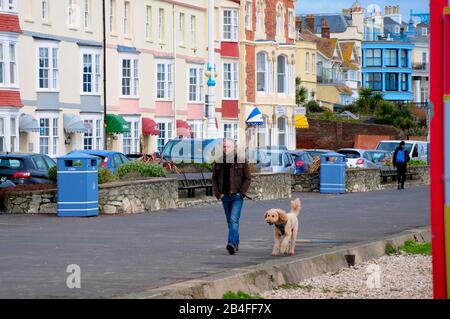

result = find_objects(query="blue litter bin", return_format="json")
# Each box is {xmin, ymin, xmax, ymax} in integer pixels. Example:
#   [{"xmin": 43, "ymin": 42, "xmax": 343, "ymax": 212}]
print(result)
[
  {"xmin": 320, "ymin": 152, "xmax": 346, "ymax": 194},
  {"xmin": 57, "ymin": 152, "xmax": 99, "ymax": 217}
]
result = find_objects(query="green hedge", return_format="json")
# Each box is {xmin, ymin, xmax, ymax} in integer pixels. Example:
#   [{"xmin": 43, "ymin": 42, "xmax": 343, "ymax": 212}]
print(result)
[
  {"xmin": 116, "ymin": 161, "xmax": 166, "ymax": 179},
  {"xmin": 48, "ymin": 166, "xmax": 118, "ymax": 185},
  {"xmin": 48, "ymin": 165, "xmax": 57, "ymax": 183}
]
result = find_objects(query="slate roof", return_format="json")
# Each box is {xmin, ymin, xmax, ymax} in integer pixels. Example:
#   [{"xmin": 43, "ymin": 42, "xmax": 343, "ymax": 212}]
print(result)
[{"xmin": 300, "ymin": 14, "xmax": 350, "ymax": 34}]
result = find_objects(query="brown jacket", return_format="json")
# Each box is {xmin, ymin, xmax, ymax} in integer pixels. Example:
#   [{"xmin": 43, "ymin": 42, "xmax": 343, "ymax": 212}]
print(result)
[{"xmin": 212, "ymin": 161, "xmax": 251, "ymax": 199}]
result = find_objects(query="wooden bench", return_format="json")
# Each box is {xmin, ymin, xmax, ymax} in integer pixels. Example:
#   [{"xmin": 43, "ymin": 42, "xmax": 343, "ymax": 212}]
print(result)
[
  {"xmin": 169, "ymin": 172, "xmax": 213, "ymax": 198},
  {"xmin": 380, "ymin": 168, "xmax": 418, "ymax": 183}
]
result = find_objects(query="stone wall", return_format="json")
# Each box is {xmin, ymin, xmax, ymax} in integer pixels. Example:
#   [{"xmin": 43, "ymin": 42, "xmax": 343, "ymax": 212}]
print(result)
[
  {"xmin": 291, "ymin": 172, "xmax": 320, "ymax": 192},
  {"xmin": 345, "ymin": 169, "xmax": 381, "ymax": 193},
  {"xmin": 247, "ymin": 173, "xmax": 292, "ymax": 200},
  {"xmin": 3, "ymin": 178, "xmax": 178, "ymax": 215},
  {"xmin": 296, "ymin": 119, "xmax": 405, "ymax": 150}
]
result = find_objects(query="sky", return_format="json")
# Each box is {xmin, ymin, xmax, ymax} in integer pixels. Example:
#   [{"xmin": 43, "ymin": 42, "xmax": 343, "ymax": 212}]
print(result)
[{"xmin": 296, "ymin": 0, "xmax": 429, "ymax": 18}]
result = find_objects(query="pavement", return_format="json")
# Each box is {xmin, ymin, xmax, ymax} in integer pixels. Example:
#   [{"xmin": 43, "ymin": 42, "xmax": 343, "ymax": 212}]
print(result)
[{"xmin": 0, "ymin": 186, "xmax": 430, "ymax": 298}]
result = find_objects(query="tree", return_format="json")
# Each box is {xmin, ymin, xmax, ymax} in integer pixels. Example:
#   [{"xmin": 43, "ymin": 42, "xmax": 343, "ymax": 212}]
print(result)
[{"xmin": 295, "ymin": 77, "xmax": 307, "ymax": 106}]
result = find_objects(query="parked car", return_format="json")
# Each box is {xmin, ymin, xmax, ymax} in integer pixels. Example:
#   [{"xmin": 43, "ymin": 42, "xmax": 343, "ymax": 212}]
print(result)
[
  {"xmin": 248, "ymin": 149, "xmax": 272, "ymax": 172},
  {"xmin": 287, "ymin": 150, "xmax": 314, "ymax": 174},
  {"xmin": 259, "ymin": 146, "xmax": 295, "ymax": 174},
  {"xmin": 69, "ymin": 150, "xmax": 130, "ymax": 173},
  {"xmin": 125, "ymin": 153, "xmax": 156, "ymax": 161},
  {"xmin": 337, "ymin": 148, "xmax": 379, "ymax": 168},
  {"xmin": 376, "ymin": 140, "xmax": 429, "ymax": 163},
  {"xmin": 361, "ymin": 150, "xmax": 391, "ymax": 168},
  {"xmin": 161, "ymin": 138, "xmax": 222, "ymax": 164},
  {"xmin": 0, "ymin": 153, "xmax": 56, "ymax": 185},
  {"xmin": 304, "ymin": 149, "xmax": 334, "ymax": 159}
]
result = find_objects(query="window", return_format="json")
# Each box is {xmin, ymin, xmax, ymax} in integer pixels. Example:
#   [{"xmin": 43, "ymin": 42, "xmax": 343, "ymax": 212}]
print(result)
[
  {"xmin": 257, "ymin": 115, "xmax": 268, "ymax": 147},
  {"xmin": 145, "ymin": 6, "xmax": 152, "ymax": 40},
  {"xmin": 312, "ymin": 54, "xmax": 316, "ymax": 74},
  {"xmin": 400, "ymin": 49, "xmax": 408, "ymax": 68},
  {"xmin": 179, "ymin": 12, "xmax": 185, "ymax": 45},
  {"xmin": 81, "ymin": 50, "xmax": 101, "ymax": 94},
  {"xmin": 123, "ymin": 119, "xmax": 139, "ymax": 154},
  {"xmin": 39, "ymin": 116, "xmax": 58, "ymax": 156},
  {"xmin": 188, "ymin": 121, "xmax": 203, "ymax": 139},
  {"xmin": 223, "ymin": 123, "xmax": 238, "ymax": 142},
  {"xmin": 257, "ymin": 52, "xmax": 266, "ymax": 92},
  {"xmin": 83, "ymin": 0, "xmax": 91, "ymax": 28},
  {"xmin": 188, "ymin": 65, "xmax": 204, "ymax": 102},
  {"xmin": 0, "ymin": 118, "xmax": 3, "ymax": 152},
  {"xmin": 276, "ymin": 4, "xmax": 284, "ymax": 37},
  {"xmin": 0, "ymin": 0, "xmax": 16, "ymax": 12},
  {"xmin": 385, "ymin": 73, "xmax": 398, "ymax": 91},
  {"xmin": 82, "ymin": 118, "xmax": 102, "ymax": 150},
  {"xmin": 10, "ymin": 117, "xmax": 16, "ymax": 152},
  {"xmin": 384, "ymin": 49, "xmax": 398, "ymax": 67},
  {"xmin": 121, "ymin": 58, "xmax": 138, "ymax": 96},
  {"xmin": 109, "ymin": 0, "xmax": 116, "ymax": 33},
  {"xmin": 422, "ymin": 27, "xmax": 428, "ymax": 36},
  {"xmin": 267, "ymin": 58, "xmax": 274, "ymax": 93},
  {"xmin": 305, "ymin": 53, "xmax": 309, "ymax": 73},
  {"xmin": 38, "ymin": 44, "xmax": 59, "ymax": 90},
  {"xmin": 190, "ymin": 15, "xmax": 197, "ymax": 48},
  {"xmin": 256, "ymin": 0, "xmax": 265, "ymax": 35},
  {"xmin": 223, "ymin": 62, "xmax": 238, "ymax": 99},
  {"xmin": 41, "ymin": 0, "xmax": 49, "ymax": 21},
  {"xmin": 223, "ymin": 9, "xmax": 238, "ymax": 41},
  {"xmin": 365, "ymin": 73, "xmax": 382, "ymax": 91},
  {"xmin": 287, "ymin": 63, "xmax": 294, "ymax": 96},
  {"xmin": 158, "ymin": 8, "xmax": 165, "ymax": 43},
  {"xmin": 245, "ymin": 1, "xmax": 252, "ymax": 30},
  {"xmin": 124, "ymin": 1, "xmax": 130, "ymax": 36},
  {"xmin": 288, "ymin": 11, "xmax": 294, "ymax": 37},
  {"xmin": 156, "ymin": 61, "xmax": 173, "ymax": 99},
  {"xmin": 401, "ymin": 74, "xmax": 408, "ymax": 92},
  {"xmin": 157, "ymin": 120, "xmax": 173, "ymax": 153},
  {"xmin": 277, "ymin": 117, "xmax": 286, "ymax": 147},
  {"xmin": 0, "ymin": 39, "xmax": 18, "ymax": 87},
  {"xmin": 365, "ymin": 49, "xmax": 382, "ymax": 67},
  {"xmin": 68, "ymin": 0, "xmax": 77, "ymax": 27},
  {"xmin": 277, "ymin": 55, "xmax": 286, "ymax": 93}
]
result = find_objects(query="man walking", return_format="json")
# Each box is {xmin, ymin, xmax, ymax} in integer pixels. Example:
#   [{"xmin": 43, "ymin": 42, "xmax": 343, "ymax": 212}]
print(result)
[
  {"xmin": 393, "ymin": 141, "xmax": 410, "ymax": 190},
  {"xmin": 212, "ymin": 139, "xmax": 251, "ymax": 255}
]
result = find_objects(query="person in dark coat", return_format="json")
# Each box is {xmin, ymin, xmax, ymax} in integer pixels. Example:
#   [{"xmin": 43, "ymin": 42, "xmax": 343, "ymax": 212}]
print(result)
[
  {"xmin": 393, "ymin": 141, "xmax": 410, "ymax": 190},
  {"xmin": 212, "ymin": 139, "xmax": 252, "ymax": 255}
]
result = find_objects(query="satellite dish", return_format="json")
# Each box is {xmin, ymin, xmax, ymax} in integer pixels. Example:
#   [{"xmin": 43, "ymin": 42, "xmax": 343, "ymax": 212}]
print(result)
[{"xmin": 366, "ymin": 4, "xmax": 381, "ymax": 17}]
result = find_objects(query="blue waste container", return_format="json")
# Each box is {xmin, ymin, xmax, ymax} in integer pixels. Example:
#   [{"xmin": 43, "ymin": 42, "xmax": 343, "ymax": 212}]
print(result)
[
  {"xmin": 320, "ymin": 152, "xmax": 346, "ymax": 194},
  {"xmin": 57, "ymin": 152, "xmax": 99, "ymax": 217}
]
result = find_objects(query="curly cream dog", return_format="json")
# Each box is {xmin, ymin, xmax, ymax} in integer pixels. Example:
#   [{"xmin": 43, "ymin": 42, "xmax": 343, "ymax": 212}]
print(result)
[{"xmin": 264, "ymin": 198, "xmax": 301, "ymax": 256}]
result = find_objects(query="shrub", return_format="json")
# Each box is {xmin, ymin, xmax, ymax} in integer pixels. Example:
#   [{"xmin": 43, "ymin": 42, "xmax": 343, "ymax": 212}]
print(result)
[
  {"xmin": 48, "ymin": 165, "xmax": 57, "ymax": 183},
  {"xmin": 117, "ymin": 161, "xmax": 166, "ymax": 179},
  {"xmin": 409, "ymin": 160, "xmax": 428, "ymax": 167},
  {"xmin": 399, "ymin": 240, "xmax": 431, "ymax": 255},
  {"xmin": 98, "ymin": 168, "xmax": 118, "ymax": 184},
  {"xmin": 306, "ymin": 100, "xmax": 324, "ymax": 113},
  {"xmin": 222, "ymin": 290, "xmax": 262, "ymax": 299},
  {"xmin": 321, "ymin": 109, "xmax": 334, "ymax": 120}
]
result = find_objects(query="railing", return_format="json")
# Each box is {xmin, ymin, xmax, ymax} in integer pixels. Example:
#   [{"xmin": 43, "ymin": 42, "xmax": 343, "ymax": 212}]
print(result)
[
  {"xmin": 316, "ymin": 67, "xmax": 344, "ymax": 84},
  {"xmin": 412, "ymin": 63, "xmax": 429, "ymax": 71}
]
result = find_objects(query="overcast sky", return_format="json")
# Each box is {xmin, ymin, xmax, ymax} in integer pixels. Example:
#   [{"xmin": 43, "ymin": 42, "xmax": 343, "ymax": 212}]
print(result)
[{"xmin": 296, "ymin": 0, "xmax": 429, "ymax": 18}]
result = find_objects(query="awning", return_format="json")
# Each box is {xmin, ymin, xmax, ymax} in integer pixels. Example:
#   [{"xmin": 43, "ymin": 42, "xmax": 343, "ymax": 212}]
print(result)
[
  {"xmin": 295, "ymin": 115, "xmax": 309, "ymax": 129},
  {"xmin": 246, "ymin": 107, "xmax": 263, "ymax": 125},
  {"xmin": 19, "ymin": 113, "xmax": 40, "ymax": 133},
  {"xmin": 63, "ymin": 113, "xmax": 89, "ymax": 134},
  {"xmin": 106, "ymin": 114, "xmax": 131, "ymax": 134},
  {"xmin": 176, "ymin": 120, "xmax": 192, "ymax": 138},
  {"xmin": 142, "ymin": 118, "xmax": 160, "ymax": 136}
]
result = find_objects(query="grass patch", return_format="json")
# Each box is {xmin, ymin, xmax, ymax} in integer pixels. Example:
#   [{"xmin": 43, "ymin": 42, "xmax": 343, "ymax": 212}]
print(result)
[
  {"xmin": 385, "ymin": 242, "xmax": 398, "ymax": 256},
  {"xmin": 276, "ymin": 283, "xmax": 314, "ymax": 291},
  {"xmin": 222, "ymin": 291, "xmax": 262, "ymax": 299},
  {"xmin": 399, "ymin": 240, "xmax": 431, "ymax": 255}
]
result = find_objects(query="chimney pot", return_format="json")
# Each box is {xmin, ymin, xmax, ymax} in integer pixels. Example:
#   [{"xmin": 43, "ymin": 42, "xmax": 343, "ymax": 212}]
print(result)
[{"xmin": 306, "ymin": 15, "xmax": 316, "ymax": 33}]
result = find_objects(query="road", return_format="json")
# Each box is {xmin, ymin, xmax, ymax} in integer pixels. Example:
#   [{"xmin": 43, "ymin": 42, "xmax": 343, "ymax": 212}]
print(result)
[{"xmin": 0, "ymin": 186, "xmax": 429, "ymax": 298}]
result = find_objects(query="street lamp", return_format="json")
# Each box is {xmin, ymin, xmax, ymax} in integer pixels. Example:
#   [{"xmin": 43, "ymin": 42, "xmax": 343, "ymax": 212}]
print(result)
[{"xmin": 206, "ymin": 0, "xmax": 218, "ymax": 138}]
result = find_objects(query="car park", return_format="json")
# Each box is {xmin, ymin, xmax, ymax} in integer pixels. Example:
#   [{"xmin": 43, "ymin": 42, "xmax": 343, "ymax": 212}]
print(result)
[
  {"xmin": 0, "ymin": 153, "xmax": 56, "ymax": 185},
  {"xmin": 304, "ymin": 149, "xmax": 334, "ymax": 159},
  {"xmin": 287, "ymin": 150, "xmax": 314, "ymax": 174}
]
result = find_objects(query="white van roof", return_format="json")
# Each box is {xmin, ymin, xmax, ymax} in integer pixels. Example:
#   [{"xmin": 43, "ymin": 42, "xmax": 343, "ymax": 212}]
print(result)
[{"xmin": 378, "ymin": 140, "xmax": 429, "ymax": 144}]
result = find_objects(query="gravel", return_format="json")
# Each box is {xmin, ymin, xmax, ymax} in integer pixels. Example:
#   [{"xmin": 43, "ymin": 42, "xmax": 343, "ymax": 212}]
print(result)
[{"xmin": 262, "ymin": 254, "xmax": 432, "ymax": 299}]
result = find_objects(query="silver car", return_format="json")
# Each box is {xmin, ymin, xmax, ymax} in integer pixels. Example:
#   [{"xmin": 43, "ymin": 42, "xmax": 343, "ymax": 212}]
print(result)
[
  {"xmin": 337, "ymin": 148, "xmax": 382, "ymax": 169},
  {"xmin": 258, "ymin": 147, "xmax": 296, "ymax": 174}
]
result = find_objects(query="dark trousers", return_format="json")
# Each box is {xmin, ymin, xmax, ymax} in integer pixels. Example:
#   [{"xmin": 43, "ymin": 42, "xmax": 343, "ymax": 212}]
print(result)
[
  {"xmin": 221, "ymin": 194, "xmax": 244, "ymax": 247},
  {"xmin": 396, "ymin": 163, "xmax": 407, "ymax": 188}
]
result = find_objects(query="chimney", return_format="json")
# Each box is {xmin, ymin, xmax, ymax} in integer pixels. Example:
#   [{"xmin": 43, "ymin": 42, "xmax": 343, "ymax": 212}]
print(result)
[
  {"xmin": 321, "ymin": 18, "xmax": 330, "ymax": 39},
  {"xmin": 397, "ymin": 5, "xmax": 401, "ymax": 14},
  {"xmin": 306, "ymin": 15, "xmax": 315, "ymax": 33},
  {"xmin": 295, "ymin": 17, "xmax": 302, "ymax": 33}
]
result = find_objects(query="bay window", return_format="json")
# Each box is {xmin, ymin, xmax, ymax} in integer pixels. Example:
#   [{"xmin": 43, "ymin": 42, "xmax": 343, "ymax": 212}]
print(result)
[
  {"xmin": 365, "ymin": 73, "xmax": 382, "ymax": 91},
  {"xmin": 277, "ymin": 117, "xmax": 286, "ymax": 147},
  {"xmin": 365, "ymin": 49, "xmax": 382, "ymax": 67},
  {"xmin": 385, "ymin": 73, "xmax": 398, "ymax": 91},
  {"xmin": 0, "ymin": 37, "xmax": 18, "ymax": 88},
  {"xmin": 384, "ymin": 49, "xmax": 398, "ymax": 67},
  {"xmin": 257, "ymin": 52, "xmax": 266, "ymax": 92},
  {"xmin": 277, "ymin": 55, "xmax": 286, "ymax": 93},
  {"xmin": 39, "ymin": 115, "xmax": 59, "ymax": 156}
]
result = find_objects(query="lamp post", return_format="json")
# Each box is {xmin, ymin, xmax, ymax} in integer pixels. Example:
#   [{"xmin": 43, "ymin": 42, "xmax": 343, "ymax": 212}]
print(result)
[
  {"xmin": 102, "ymin": 0, "xmax": 108, "ymax": 150},
  {"xmin": 206, "ymin": 0, "xmax": 218, "ymax": 138}
]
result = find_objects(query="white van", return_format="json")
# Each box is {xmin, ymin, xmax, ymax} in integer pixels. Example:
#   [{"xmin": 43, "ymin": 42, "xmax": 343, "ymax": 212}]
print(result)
[{"xmin": 376, "ymin": 140, "xmax": 429, "ymax": 163}]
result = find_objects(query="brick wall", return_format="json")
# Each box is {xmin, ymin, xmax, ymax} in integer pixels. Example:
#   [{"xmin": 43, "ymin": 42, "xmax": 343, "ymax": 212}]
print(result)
[
  {"xmin": 354, "ymin": 135, "xmax": 394, "ymax": 149},
  {"xmin": 296, "ymin": 119, "xmax": 405, "ymax": 150},
  {"xmin": 245, "ymin": 45, "xmax": 256, "ymax": 102}
]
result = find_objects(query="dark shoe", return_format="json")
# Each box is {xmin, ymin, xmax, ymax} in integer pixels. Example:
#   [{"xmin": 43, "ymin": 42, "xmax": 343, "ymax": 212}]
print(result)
[
  {"xmin": 235, "ymin": 245, "xmax": 239, "ymax": 252},
  {"xmin": 226, "ymin": 244, "xmax": 235, "ymax": 255}
]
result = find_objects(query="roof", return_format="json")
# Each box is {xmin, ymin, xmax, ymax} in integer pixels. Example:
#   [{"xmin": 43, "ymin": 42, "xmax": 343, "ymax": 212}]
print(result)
[
  {"xmin": 299, "ymin": 29, "xmax": 339, "ymax": 59},
  {"xmin": 0, "ymin": 90, "xmax": 23, "ymax": 107},
  {"xmin": 0, "ymin": 13, "xmax": 22, "ymax": 33},
  {"xmin": 300, "ymin": 14, "xmax": 350, "ymax": 33}
]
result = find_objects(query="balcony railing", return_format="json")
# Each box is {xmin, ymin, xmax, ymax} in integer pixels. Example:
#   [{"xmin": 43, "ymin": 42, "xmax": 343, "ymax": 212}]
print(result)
[{"xmin": 317, "ymin": 67, "xmax": 344, "ymax": 84}]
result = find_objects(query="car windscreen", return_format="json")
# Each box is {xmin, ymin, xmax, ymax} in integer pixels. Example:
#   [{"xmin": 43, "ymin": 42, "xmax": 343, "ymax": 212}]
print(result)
[
  {"xmin": 0, "ymin": 158, "xmax": 24, "ymax": 169},
  {"xmin": 377, "ymin": 142, "xmax": 413, "ymax": 153},
  {"xmin": 337, "ymin": 150, "xmax": 361, "ymax": 159},
  {"xmin": 364, "ymin": 151, "xmax": 388, "ymax": 162}
]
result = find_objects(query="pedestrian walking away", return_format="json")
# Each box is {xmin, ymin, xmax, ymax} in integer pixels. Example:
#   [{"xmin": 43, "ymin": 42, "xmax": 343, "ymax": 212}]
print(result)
[
  {"xmin": 212, "ymin": 139, "xmax": 252, "ymax": 255},
  {"xmin": 393, "ymin": 141, "xmax": 411, "ymax": 190}
]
